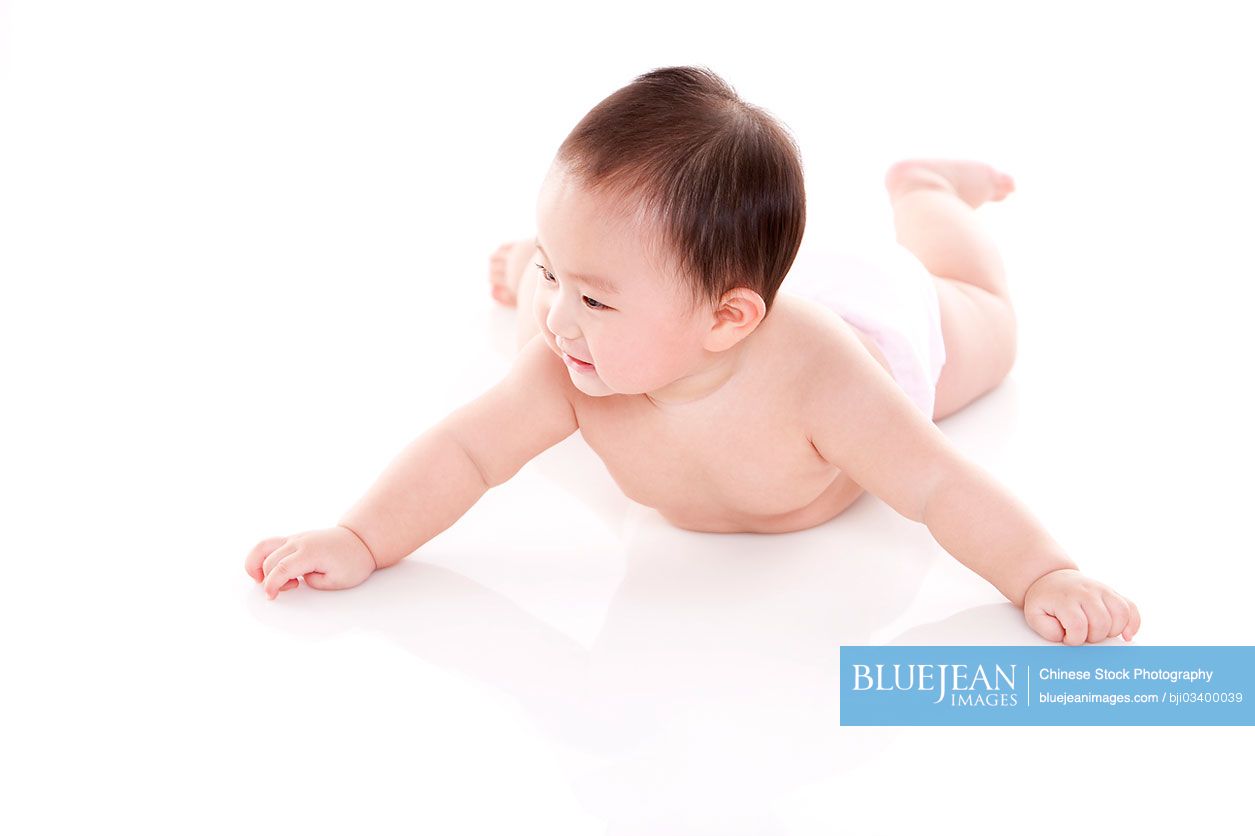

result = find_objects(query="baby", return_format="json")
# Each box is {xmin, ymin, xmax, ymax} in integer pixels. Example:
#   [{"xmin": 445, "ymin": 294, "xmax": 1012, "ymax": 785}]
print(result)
[{"xmin": 245, "ymin": 66, "xmax": 1139, "ymax": 645}]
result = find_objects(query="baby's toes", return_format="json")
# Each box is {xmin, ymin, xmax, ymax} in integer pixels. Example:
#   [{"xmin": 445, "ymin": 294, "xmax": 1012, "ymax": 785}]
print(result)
[
  {"xmin": 488, "ymin": 242, "xmax": 517, "ymax": 305},
  {"xmin": 990, "ymin": 170, "xmax": 1016, "ymax": 201},
  {"xmin": 489, "ymin": 242, "xmax": 510, "ymax": 280}
]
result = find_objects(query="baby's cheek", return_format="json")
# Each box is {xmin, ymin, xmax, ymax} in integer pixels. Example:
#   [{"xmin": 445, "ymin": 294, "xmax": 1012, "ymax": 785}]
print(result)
[
  {"xmin": 598, "ymin": 355, "xmax": 657, "ymax": 395},
  {"xmin": 533, "ymin": 294, "xmax": 548, "ymax": 330},
  {"xmin": 632, "ymin": 345, "xmax": 672, "ymax": 378},
  {"xmin": 534, "ymin": 302, "xmax": 562, "ymax": 351}
]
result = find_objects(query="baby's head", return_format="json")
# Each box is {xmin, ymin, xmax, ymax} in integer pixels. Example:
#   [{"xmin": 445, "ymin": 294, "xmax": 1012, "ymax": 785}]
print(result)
[{"xmin": 532, "ymin": 66, "xmax": 806, "ymax": 400}]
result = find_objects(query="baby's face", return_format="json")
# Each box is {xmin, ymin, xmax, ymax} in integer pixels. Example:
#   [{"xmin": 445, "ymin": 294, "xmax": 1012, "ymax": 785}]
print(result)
[{"xmin": 532, "ymin": 166, "xmax": 711, "ymax": 398}]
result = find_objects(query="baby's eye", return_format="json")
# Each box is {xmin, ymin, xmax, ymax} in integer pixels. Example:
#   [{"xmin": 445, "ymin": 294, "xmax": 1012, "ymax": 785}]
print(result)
[{"xmin": 536, "ymin": 264, "xmax": 610, "ymax": 311}]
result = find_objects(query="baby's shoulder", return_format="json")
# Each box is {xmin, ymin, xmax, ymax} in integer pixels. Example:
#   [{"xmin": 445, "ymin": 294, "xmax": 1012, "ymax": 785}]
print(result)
[
  {"xmin": 756, "ymin": 292, "xmax": 867, "ymax": 369},
  {"xmin": 716, "ymin": 294, "xmax": 856, "ymax": 410},
  {"xmin": 750, "ymin": 293, "xmax": 895, "ymax": 409}
]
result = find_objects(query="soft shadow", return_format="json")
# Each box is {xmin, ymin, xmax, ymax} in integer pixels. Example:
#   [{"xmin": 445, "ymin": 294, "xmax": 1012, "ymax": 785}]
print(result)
[{"xmin": 247, "ymin": 495, "xmax": 941, "ymax": 835}]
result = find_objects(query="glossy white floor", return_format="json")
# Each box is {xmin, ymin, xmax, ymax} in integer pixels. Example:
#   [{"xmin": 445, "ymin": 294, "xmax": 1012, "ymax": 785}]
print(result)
[{"xmin": 3, "ymin": 2, "xmax": 1252, "ymax": 834}]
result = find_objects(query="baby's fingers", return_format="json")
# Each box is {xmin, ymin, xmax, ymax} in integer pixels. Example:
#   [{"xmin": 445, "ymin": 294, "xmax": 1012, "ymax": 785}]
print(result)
[
  {"xmin": 245, "ymin": 536, "xmax": 288, "ymax": 582},
  {"xmin": 1123, "ymin": 599, "xmax": 1141, "ymax": 642},
  {"xmin": 1079, "ymin": 597, "xmax": 1112, "ymax": 644},
  {"xmin": 1024, "ymin": 609, "xmax": 1064, "ymax": 643},
  {"xmin": 1057, "ymin": 603, "xmax": 1089, "ymax": 646},
  {"xmin": 263, "ymin": 550, "xmax": 315, "ymax": 600},
  {"xmin": 261, "ymin": 541, "xmax": 299, "ymax": 581},
  {"xmin": 1101, "ymin": 592, "xmax": 1133, "ymax": 641}
]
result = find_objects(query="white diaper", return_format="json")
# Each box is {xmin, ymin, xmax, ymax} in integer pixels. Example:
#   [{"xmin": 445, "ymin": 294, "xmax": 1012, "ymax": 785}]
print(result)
[{"xmin": 781, "ymin": 233, "xmax": 947, "ymax": 420}]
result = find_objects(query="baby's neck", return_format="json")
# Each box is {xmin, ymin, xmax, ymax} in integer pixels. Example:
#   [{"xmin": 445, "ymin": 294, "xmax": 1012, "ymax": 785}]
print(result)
[{"xmin": 644, "ymin": 338, "xmax": 752, "ymax": 408}]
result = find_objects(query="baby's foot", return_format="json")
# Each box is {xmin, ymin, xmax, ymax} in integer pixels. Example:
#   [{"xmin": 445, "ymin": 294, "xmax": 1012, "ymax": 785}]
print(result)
[
  {"xmin": 487, "ymin": 238, "xmax": 536, "ymax": 307},
  {"xmin": 884, "ymin": 159, "xmax": 1015, "ymax": 209}
]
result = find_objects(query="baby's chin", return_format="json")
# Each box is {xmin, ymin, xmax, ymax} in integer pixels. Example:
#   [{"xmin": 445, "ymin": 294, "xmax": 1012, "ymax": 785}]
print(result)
[
  {"xmin": 569, "ymin": 364, "xmax": 661, "ymax": 398},
  {"xmin": 569, "ymin": 370, "xmax": 618, "ymax": 397}
]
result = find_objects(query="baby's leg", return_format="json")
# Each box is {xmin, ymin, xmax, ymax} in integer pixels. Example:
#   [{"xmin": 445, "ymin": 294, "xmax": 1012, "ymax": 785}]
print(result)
[
  {"xmin": 884, "ymin": 159, "xmax": 1018, "ymax": 421},
  {"xmin": 487, "ymin": 237, "xmax": 544, "ymax": 351},
  {"xmin": 512, "ymin": 254, "xmax": 542, "ymax": 351}
]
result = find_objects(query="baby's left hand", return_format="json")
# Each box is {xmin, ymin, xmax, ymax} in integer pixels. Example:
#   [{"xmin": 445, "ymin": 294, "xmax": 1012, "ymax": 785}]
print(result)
[{"xmin": 1022, "ymin": 568, "xmax": 1141, "ymax": 645}]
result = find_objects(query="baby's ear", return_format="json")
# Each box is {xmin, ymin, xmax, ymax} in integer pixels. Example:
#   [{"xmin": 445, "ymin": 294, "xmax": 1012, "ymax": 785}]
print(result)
[{"xmin": 707, "ymin": 288, "xmax": 765, "ymax": 348}]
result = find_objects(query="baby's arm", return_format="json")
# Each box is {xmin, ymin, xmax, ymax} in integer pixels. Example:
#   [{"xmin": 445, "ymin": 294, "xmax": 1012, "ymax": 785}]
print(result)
[
  {"xmin": 248, "ymin": 334, "xmax": 578, "ymax": 595},
  {"xmin": 338, "ymin": 334, "xmax": 578, "ymax": 569},
  {"xmin": 805, "ymin": 325, "xmax": 1139, "ymax": 644}
]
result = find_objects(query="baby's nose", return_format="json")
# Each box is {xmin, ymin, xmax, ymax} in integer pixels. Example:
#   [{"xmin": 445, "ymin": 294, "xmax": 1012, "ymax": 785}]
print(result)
[{"xmin": 544, "ymin": 294, "xmax": 581, "ymax": 340}]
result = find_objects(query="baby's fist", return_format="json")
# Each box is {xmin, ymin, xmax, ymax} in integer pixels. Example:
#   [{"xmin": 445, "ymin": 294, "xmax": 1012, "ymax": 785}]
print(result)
[
  {"xmin": 245, "ymin": 526, "xmax": 379, "ymax": 599},
  {"xmin": 1022, "ymin": 569, "xmax": 1140, "ymax": 645}
]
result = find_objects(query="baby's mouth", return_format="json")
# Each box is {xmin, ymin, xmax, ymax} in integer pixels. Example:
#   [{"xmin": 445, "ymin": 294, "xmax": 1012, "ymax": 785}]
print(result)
[{"xmin": 563, "ymin": 352, "xmax": 595, "ymax": 370}]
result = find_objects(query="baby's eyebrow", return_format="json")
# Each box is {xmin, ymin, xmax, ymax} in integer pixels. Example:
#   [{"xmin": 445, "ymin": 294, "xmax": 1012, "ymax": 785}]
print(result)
[{"xmin": 534, "ymin": 240, "xmax": 622, "ymax": 295}]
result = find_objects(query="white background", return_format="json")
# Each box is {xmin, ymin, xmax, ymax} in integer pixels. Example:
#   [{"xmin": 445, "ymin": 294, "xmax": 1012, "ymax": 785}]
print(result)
[{"xmin": 2, "ymin": 1, "xmax": 1252, "ymax": 833}]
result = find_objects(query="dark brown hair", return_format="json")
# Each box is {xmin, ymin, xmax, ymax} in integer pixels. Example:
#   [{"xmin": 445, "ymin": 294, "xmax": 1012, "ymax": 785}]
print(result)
[{"xmin": 553, "ymin": 66, "xmax": 806, "ymax": 315}]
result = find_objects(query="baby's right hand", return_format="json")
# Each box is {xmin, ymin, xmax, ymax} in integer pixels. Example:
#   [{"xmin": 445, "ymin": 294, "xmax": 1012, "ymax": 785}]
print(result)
[{"xmin": 245, "ymin": 526, "xmax": 379, "ymax": 600}]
